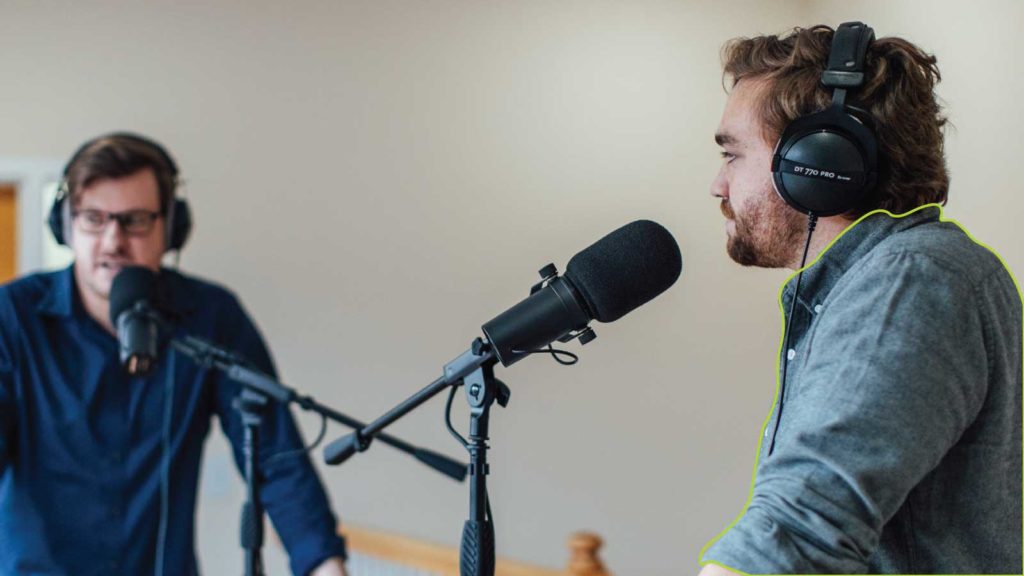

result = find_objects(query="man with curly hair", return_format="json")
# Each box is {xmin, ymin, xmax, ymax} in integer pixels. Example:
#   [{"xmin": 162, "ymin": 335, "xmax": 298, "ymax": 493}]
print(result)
[{"xmin": 700, "ymin": 24, "xmax": 1022, "ymax": 575}]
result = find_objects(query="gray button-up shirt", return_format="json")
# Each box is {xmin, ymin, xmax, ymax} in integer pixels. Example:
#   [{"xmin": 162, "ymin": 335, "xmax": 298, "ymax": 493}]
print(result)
[{"xmin": 702, "ymin": 206, "xmax": 1022, "ymax": 574}]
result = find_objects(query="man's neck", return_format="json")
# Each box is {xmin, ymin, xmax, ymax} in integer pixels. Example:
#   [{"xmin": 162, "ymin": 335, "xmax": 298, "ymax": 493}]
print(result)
[{"xmin": 788, "ymin": 216, "xmax": 852, "ymax": 270}]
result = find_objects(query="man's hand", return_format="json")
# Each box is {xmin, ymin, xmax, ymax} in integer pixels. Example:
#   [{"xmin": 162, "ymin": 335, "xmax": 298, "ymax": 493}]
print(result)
[
  {"xmin": 698, "ymin": 562, "xmax": 741, "ymax": 576},
  {"xmin": 310, "ymin": 556, "xmax": 347, "ymax": 576}
]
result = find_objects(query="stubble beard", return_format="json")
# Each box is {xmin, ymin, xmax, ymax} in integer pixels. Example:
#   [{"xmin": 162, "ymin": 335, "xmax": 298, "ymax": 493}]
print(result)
[{"xmin": 722, "ymin": 193, "xmax": 804, "ymax": 269}]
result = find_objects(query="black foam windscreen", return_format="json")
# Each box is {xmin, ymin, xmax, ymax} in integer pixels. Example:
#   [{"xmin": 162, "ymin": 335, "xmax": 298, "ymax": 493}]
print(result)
[
  {"xmin": 564, "ymin": 220, "xmax": 682, "ymax": 323},
  {"xmin": 110, "ymin": 266, "xmax": 159, "ymax": 327}
]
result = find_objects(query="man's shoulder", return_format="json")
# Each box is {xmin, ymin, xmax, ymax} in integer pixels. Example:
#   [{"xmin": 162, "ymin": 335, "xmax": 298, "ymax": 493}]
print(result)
[
  {"xmin": 163, "ymin": 268, "xmax": 237, "ymax": 301},
  {"xmin": 163, "ymin": 269, "xmax": 275, "ymax": 370},
  {"xmin": 0, "ymin": 269, "xmax": 67, "ymax": 356},
  {"xmin": 0, "ymin": 269, "xmax": 64, "ymax": 316},
  {"xmin": 160, "ymin": 268, "xmax": 254, "ymax": 322},
  {"xmin": 863, "ymin": 217, "xmax": 1011, "ymax": 288}
]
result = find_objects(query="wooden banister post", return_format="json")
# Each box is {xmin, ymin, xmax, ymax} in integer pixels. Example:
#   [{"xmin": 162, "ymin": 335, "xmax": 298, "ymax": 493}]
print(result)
[{"xmin": 565, "ymin": 532, "xmax": 611, "ymax": 576}]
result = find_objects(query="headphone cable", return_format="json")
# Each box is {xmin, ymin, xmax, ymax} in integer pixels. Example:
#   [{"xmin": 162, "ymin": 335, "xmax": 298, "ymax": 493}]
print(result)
[{"xmin": 767, "ymin": 212, "xmax": 818, "ymax": 456}]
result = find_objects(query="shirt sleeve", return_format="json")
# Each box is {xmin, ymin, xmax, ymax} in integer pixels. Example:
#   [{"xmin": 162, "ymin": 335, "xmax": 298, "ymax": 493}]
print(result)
[
  {"xmin": 0, "ymin": 294, "xmax": 15, "ymax": 476},
  {"xmin": 211, "ymin": 295, "xmax": 347, "ymax": 575},
  {"xmin": 0, "ymin": 340, "xmax": 13, "ymax": 475},
  {"xmin": 702, "ymin": 251, "xmax": 990, "ymax": 573}
]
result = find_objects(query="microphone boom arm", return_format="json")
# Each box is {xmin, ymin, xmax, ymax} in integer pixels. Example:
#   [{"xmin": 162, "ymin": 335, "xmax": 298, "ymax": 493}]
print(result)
[
  {"xmin": 322, "ymin": 339, "xmax": 497, "ymax": 466},
  {"xmin": 170, "ymin": 335, "xmax": 467, "ymax": 482}
]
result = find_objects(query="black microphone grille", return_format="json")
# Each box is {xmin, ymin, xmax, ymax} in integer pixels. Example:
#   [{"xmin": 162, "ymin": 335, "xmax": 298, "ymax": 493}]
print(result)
[
  {"xmin": 109, "ymin": 266, "xmax": 158, "ymax": 326},
  {"xmin": 564, "ymin": 220, "xmax": 682, "ymax": 323}
]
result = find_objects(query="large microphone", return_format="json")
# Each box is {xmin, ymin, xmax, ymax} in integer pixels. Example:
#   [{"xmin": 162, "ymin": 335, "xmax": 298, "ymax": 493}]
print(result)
[
  {"xmin": 110, "ymin": 266, "xmax": 164, "ymax": 376},
  {"xmin": 321, "ymin": 220, "xmax": 682, "ymax": 576},
  {"xmin": 481, "ymin": 219, "xmax": 682, "ymax": 366}
]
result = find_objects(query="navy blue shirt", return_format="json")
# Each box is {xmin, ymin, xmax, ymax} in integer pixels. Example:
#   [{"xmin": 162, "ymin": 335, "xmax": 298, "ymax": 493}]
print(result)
[{"xmin": 0, "ymin": 266, "xmax": 346, "ymax": 575}]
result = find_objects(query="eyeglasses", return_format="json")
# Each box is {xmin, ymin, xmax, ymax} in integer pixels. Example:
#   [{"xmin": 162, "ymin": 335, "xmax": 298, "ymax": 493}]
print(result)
[{"xmin": 72, "ymin": 209, "xmax": 162, "ymax": 235}]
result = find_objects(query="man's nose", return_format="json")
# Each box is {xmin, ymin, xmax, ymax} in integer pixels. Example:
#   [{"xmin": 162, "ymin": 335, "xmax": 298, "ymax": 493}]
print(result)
[
  {"xmin": 710, "ymin": 167, "xmax": 729, "ymax": 199},
  {"xmin": 98, "ymin": 218, "xmax": 128, "ymax": 249}
]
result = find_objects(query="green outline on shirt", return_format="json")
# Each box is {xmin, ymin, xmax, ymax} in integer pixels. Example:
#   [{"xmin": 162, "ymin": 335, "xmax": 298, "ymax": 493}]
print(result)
[{"xmin": 697, "ymin": 202, "xmax": 1024, "ymax": 574}]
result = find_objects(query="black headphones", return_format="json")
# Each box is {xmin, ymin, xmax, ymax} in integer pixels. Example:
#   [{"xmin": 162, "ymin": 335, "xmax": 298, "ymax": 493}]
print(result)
[
  {"xmin": 766, "ymin": 23, "xmax": 883, "ymax": 457},
  {"xmin": 48, "ymin": 132, "xmax": 192, "ymax": 251},
  {"xmin": 771, "ymin": 22, "xmax": 879, "ymax": 217}
]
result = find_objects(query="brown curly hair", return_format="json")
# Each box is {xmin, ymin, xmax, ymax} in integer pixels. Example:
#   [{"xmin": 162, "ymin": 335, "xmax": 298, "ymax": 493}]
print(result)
[{"xmin": 722, "ymin": 25, "xmax": 949, "ymax": 218}]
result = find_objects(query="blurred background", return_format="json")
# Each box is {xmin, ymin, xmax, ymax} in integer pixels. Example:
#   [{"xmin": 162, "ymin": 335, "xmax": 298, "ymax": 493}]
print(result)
[{"xmin": 1, "ymin": 1, "xmax": 1021, "ymax": 574}]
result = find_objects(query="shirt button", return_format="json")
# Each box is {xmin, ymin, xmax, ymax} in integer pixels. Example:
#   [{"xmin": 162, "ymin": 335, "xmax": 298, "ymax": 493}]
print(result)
[
  {"xmin": 787, "ymin": 348, "xmax": 796, "ymax": 360},
  {"xmin": 764, "ymin": 428, "xmax": 770, "ymax": 438},
  {"xmin": 814, "ymin": 304, "xmax": 823, "ymax": 314}
]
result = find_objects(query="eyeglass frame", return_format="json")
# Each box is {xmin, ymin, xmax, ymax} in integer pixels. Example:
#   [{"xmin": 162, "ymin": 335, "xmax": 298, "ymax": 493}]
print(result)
[{"xmin": 71, "ymin": 208, "xmax": 165, "ymax": 236}]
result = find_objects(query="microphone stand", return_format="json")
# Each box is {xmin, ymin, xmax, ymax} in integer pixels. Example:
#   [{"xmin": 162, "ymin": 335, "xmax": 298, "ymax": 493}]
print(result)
[
  {"xmin": 459, "ymin": 351, "xmax": 509, "ymax": 576},
  {"xmin": 236, "ymin": 386, "xmax": 267, "ymax": 576},
  {"xmin": 169, "ymin": 335, "xmax": 468, "ymax": 576},
  {"xmin": 323, "ymin": 338, "xmax": 510, "ymax": 576}
]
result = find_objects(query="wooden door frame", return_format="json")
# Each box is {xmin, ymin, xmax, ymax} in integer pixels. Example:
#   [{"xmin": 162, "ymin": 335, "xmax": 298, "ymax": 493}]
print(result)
[{"xmin": 0, "ymin": 157, "xmax": 64, "ymax": 275}]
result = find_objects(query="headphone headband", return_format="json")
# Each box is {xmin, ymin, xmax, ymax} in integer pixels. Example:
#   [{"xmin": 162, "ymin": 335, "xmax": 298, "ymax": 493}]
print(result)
[{"xmin": 822, "ymin": 22, "xmax": 875, "ymax": 89}]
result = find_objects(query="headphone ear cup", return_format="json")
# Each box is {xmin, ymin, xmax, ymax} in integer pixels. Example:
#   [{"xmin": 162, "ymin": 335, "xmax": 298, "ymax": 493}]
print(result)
[
  {"xmin": 167, "ymin": 198, "xmax": 192, "ymax": 251},
  {"xmin": 48, "ymin": 191, "xmax": 68, "ymax": 246},
  {"xmin": 772, "ymin": 109, "xmax": 877, "ymax": 217}
]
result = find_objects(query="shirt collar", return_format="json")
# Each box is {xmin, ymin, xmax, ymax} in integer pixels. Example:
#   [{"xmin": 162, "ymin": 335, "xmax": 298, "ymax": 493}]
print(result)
[
  {"xmin": 36, "ymin": 265, "xmax": 198, "ymax": 319},
  {"xmin": 782, "ymin": 204, "xmax": 943, "ymax": 312},
  {"xmin": 36, "ymin": 265, "xmax": 76, "ymax": 318}
]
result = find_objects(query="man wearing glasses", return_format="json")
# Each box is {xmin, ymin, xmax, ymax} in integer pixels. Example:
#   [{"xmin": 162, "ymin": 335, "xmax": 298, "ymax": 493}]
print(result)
[{"xmin": 0, "ymin": 133, "xmax": 347, "ymax": 575}]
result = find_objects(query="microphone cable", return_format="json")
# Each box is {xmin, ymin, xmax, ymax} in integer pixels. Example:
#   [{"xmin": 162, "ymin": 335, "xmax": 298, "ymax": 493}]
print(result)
[
  {"xmin": 510, "ymin": 345, "xmax": 579, "ymax": 365},
  {"xmin": 767, "ymin": 212, "xmax": 818, "ymax": 457},
  {"xmin": 263, "ymin": 412, "xmax": 329, "ymax": 469},
  {"xmin": 155, "ymin": 348, "xmax": 175, "ymax": 576}
]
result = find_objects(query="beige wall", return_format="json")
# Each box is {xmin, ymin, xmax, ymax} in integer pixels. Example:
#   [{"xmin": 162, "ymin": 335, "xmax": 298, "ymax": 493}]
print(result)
[{"xmin": 1, "ymin": 1, "xmax": 1020, "ymax": 574}]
